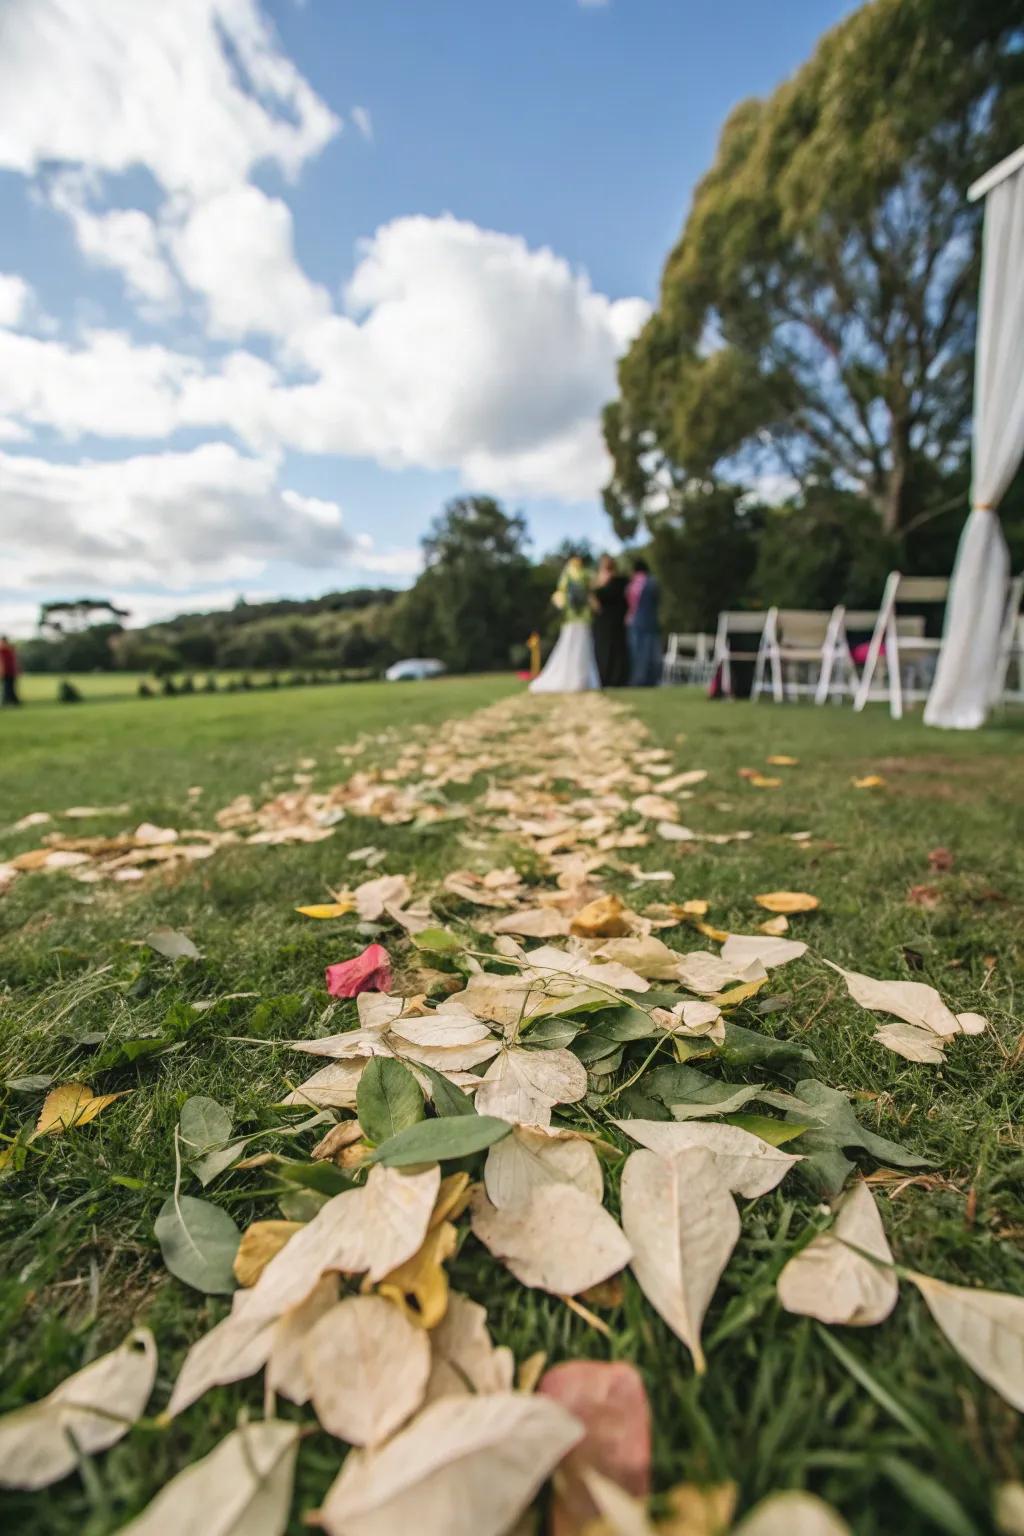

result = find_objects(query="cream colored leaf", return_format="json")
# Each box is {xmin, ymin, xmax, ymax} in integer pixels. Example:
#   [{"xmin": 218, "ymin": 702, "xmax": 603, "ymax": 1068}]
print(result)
[
  {"xmin": 492, "ymin": 908, "xmax": 571, "ymax": 938},
  {"xmin": 995, "ymin": 1482, "xmax": 1024, "ymax": 1536},
  {"xmin": 474, "ymin": 1047, "xmax": 587, "ymax": 1125},
  {"xmin": 657, "ymin": 821, "xmax": 697, "ymax": 842},
  {"xmin": 317, "ymin": 1391, "xmax": 583, "ymax": 1536},
  {"xmin": 119, "ymin": 1420, "xmax": 300, "ymax": 1536},
  {"xmin": 620, "ymin": 1147, "xmax": 739, "ymax": 1373},
  {"xmin": 292, "ymin": 1029, "xmax": 394, "ymax": 1060},
  {"xmin": 391, "ymin": 1005, "xmax": 494, "ymax": 1048},
  {"xmin": 872, "ymin": 1023, "xmax": 946, "ymax": 1064},
  {"xmin": 305, "ymin": 1295, "xmax": 430, "ymax": 1446},
  {"xmin": 754, "ymin": 891, "xmax": 819, "ymax": 914},
  {"xmin": 578, "ymin": 1466, "xmax": 657, "ymax": 1536},
  {"xmin": 593, "ymin": 935, "xmax": 686, "ymax": 980},
  {"xmin": 424, "ymin": 1293, "xmax": 515, "ymax": 1404},
  {"xmin": 281, "ymin": 1059, "xmax": 367, "ymax": 1108},
  {"xmin": 734, "ymin": 1491, "xmax": 851, "ymax": 1535},
  {"xmin": 0, "ymin": 1328, "xmax": 156, "ymax": 1490},
  {"xmin": 673, "ymin": 952, "xmax": 767, "ymax": 996},
  {"xmin": 634, "ymin": 794, "xmax": 679, "ymax": 821},
  {"xmin": 357, "ymin": 993, "xmax": 406, "ymax": 1030},
  {"xmin": 470, "ymin": 1184, "xmax": 631, "ymax": 1295},
  {"xmin": 910, "ymin": 1272, "xmax": 1024, "ymax": 1410},
  {"xmin": 266, "ymin": 1275, "xmax": 341, "ymax": 1405},
  {"xmin": 759, "ymin": 915, "xmax": 790, "ymax": 936},
  {"xmin": 777, "ymin": 1180, "xmax": 898, "ymax": 1326},
  {"xmin": 165, "ymin": 1290, "xmax": 275, "ymax": 1417},
  {"xmin": 614, "ymin": 1120, "xmax": 800, "ymax": 1198},
  {"xmin": 650, "ymin": 1001, "xmax": 724, "ymax": 1044},
  {"xmin": 824, "ymin": 961, "xmax": 960, "ymax": 1037},
  {"xmin": 484, "ymin": 1126, "xmax": 603, "ymax": 1208},
  {"xmin": 721, "ymin": 934, "xmax": 808, "ymax": 969},
  {"xmin": 397, "ymin": 1037, "xmax": 502, "ymax": 1071},
  {"xmin": 356, "ymin": 873, "xmax": 412, "ymax": 921},
  {"xmin": 956, "ymin": 1012, "xmax": 988, "ymax": 1036}
]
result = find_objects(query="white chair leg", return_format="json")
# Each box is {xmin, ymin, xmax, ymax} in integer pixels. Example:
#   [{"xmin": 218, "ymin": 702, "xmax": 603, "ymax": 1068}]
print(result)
[{"xmin": 885, "ymin": 622, "xmax": 903, "ymax": 720}]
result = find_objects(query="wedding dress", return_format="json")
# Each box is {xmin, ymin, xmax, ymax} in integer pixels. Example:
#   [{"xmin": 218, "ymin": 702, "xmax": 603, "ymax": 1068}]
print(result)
[{"xmin": 529, "ymin": 561, "xmax": 600, "ymax": 694}]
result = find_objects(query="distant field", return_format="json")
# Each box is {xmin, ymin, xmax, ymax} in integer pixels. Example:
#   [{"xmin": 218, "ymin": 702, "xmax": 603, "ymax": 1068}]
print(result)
[{"xmin": 15, "ymin": 670, "xmax": 362, "ymax": 704}]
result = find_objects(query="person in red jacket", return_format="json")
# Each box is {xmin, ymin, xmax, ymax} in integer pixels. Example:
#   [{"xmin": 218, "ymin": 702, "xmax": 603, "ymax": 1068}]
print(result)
[{"xmin": 0, "ymin": 636, "xmax": 21, "ymax": 706}]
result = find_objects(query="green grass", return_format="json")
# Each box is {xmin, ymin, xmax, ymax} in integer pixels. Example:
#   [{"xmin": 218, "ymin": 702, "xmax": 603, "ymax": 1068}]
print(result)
[
  {"xmin": 1, "ymin": 680, "xmax": 1023, "ymax": 1534},
  {"xmin": 16, "ymin": 669, "xmax": 365, "ymax": 704}
]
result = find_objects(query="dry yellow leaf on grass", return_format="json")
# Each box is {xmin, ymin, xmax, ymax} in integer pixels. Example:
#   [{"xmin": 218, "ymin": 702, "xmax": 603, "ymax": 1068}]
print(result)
[
  {"xmin": 295, "ymin": 900, "xmax": 355, "ymax": 919},
  {"xmin": 754, "ymin": 891, "xmax": 819, "ymax": 914},
  {"xmin": 852, "ymin": 774, "xmax": 886, "ymax": 789},
  {"xmin": 659, "ymin": 1481, "xmax": 737, "ymax": 1536},
  {"xmin": 759, "ymin": 915, "xmax": 789, "ymax": 935},
  {"xmin": 233, "ymin": 1221, "xmax": 303, "ymax": 1287},
  {"xmin": 570, "ymin": 893, "xmax": 632, "ymax": 938},
  {"xmin": 34, "ymin": 1083, "xmax": 128, "ymax": 1137},
  {"xmin": 748, "ymin": 774, "xmax": 782, "ymax": 789},
  {"xmin": 377, "ymin": 1220, "xmax": 459, "ymax": 1329},
  {"xmin": 766, "ymin": 755, "xmax": 799, "ymax": 767}
]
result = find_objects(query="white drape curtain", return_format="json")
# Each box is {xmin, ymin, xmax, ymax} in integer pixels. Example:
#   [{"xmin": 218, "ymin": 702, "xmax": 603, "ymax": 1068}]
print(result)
[{"xmin": 925, "ymin": 161, "xmax": 1024, "ymax": 729}]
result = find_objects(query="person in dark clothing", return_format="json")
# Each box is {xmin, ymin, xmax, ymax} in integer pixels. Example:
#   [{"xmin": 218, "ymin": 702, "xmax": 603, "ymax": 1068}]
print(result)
[
  {"xmin": 625, "ymin": 558, "xmax": 662, "ymax": 686},
  {"xmin": 0, "ymin": 636, "xmax": 20, "ymax": 706},
  {"xmin": 591, "ymin": 554, "xmax": 629, "ymax": 687}
]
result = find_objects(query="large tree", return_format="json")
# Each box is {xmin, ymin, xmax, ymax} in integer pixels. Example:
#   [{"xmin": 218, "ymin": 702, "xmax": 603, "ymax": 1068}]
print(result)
[{"xmin": 604, "ymin": 0, "xmax": 1024, "ymax": 540}]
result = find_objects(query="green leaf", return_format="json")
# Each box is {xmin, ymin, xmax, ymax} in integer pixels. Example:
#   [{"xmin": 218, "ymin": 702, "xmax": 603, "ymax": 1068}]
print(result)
[
  {"xmin": 791, "ymin": 1131, "xmax": 856, "ymax": 1197},
  {"xmin": 5, "ymin": 1074, "xmax": 54, "ymax": 1093},
  {"xmin": 356, "ymin": 1057, "xmax": 424, "ymax": 1146},
  {"xmin": 724, "ymin": 1113, "xmax": 809, "ymax": 1146},
  {"xmin": 370, "ymin": 1114, "xmax": 511, "ymax": 1167},
  {"xmin": 93, "ymin": 1036, "xmax": 179, "ymax": 1072},
  {"xmin": 179, "ymin": 1096, "xmax": 233, "ymax": 1156},
  {"xmin": 154, "ymin": 1194, "xmax": 240, "ymax": 1294},
  {"xmin": 275, "ymin": 1159, "xmax": 352, "ymax": 1195},
  {"xmin": 642, "ymin": 1063, "xmax": 764, "ymax": 1119},
  {"xmin": 614, "ymin": 1086, "xmax": 672, "ymax": 1121},
  {"xmin": 879, "ymin": 1457, "xmax": 980, "ymax": 1536},
  {"xmin": 527, "ymin": 988, "xmax": 614, "ymax": 1021},
  {"xmin": 191, "ymin": 1140, "xmax": 250, "ymax": 1187},
  {"xmin": 415, "ymin": 1063, "xmax": 477, "ymax": 1117},
  {"xmin": 719, "ymin": 1022, "xmax": 816, "ymax": 1074},
  {"xmin": 759, "ymin": 1079, "xmax": 928, "ymax": 1168},
  {"xmin": 521, "ymin": 1016, "xmax": 579, "ymax": 1047},
  {"xmin": 411, "ymin": 926, "xmax": 462, "ymax": 954}
]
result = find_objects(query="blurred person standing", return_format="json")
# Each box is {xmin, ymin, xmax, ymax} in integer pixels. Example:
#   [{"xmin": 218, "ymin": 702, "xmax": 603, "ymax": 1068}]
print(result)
[
  {"xmin": 0, "ymin": 636, "xmax": 20, "ymax": 706},
  {"xmin": 625, "ymin": 559, "xmax": 662, "ymax": 687}
]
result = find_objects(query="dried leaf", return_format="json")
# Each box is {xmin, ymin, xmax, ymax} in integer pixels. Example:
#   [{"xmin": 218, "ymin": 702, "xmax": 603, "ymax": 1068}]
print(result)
[
  {"xmin": 721, "ymin": 934, "xmax": 808, "ymax": 969},
  {"xmin": 658, "ymin": 1481, "xmax": 737, "ymax": 1536},
  {"xmin": 956, "ymin": 1012, "xmax": 988, "ymax": 1036},
  {"xmin": 34, "ymin": 1082, "xmax": 127, "ymax": 1137},
  {"xmin": 766, "ymin": 755, "xmax": 798, "ymax": 766},
  {"xmin": 0, "ymin": 1328, "xmax": 156, "ymax": 1490},
  {"xmin": 119, "ymin": 1421, "xmax": 300, "ymax": 1536},
  {"xmin": 145, "ymin": 925, "xmax": 200, "ymax": 960},
  {"xmin": 470, "ymin": 1183, "xmax": 631, "ymax": 1295},
  {"xmin": 378, "ymin": 1219, "xmax": 459, "ymax": 1329},
  {"xmin": 620, "ymin": 1147, "xmax": 739, "ymax": 1372},
  {"xmin": 852, "ymin": 775, "xmax": 885, "ymax": 789},
  {"xmin": 872, "ymin": 1023, "xmax": 946, "ymax": 1064},
  {"xmin": 424, "ymin": 1292, "xmax": 515, "ymax": 1404},
  {"xmin": 673, "ymin": 951, "xmax": 767, "ymax": 996},
  {"xmin": 754, "ymin": 892, "xmax": 819, "ymax": 915},
  {"xmin": 777, "ymin": 1180, "xmax": 898, "ymax": 1325},
  {"xmin": 539, "ymin": 1361, "xmax": 651, "ymax": 1536},
  {"xmin": 759, "ymin": 915, "xmax": 789, "ymax": 936},
  {"xmin": 484, "ymin": 1126, "xmax": 603, "ymax": 1208},
  {"xmin": 734, "ymin": 1492, "xmax": 851, "ymax": 1535},
  {"xmin": 326, "ymin": 944, "xmax": 393, "ymax": 998},
  {"xmin": 614, "ymin": 1120, "xmax": 800, "ymax": 1198},
  {"xmin": 305, "ymin": 1295, "xmax": 430, "ymax": 1446},
  {"xmin": 907, "ymin": 883, "xmax": 942, "ymax": 910},
  {"xmin": 910, "ymin": 1272, "xmax": 1024, "ymax": 1411},
  {"xmin": 823, "ymin": 961, "xmax": 960, "ymax": 1037},
  {"xmin": 570, "ymin": 894, "xmax": 632, "ymax": 938},
  {"xmin": 233, "ymin": 1221, "xmax": 303, "ymax": 1287},
  {"xmin": 474, "ymin": 1047, "xmax": 588, "ymax": 1125},
  {"xmin": 493, "ymin": 908, "xmax": 571, "ymax": 938},
  {"xmin": 316, "ymin": 1391, "xmax": 583, "ymax": 1536},
  {"xmin": 296, "ymin": 901, "xmax": 355, "ymax": 919},
  {"xmin": 928, "ymin": 847, "xmax": 955, "ymax": 873}
]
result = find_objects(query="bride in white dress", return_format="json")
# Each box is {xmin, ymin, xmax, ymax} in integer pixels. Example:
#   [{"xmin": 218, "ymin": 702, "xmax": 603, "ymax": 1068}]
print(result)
[{"xmin": 529, "ymin": 555, "xmax": 600, "ymax": 693}]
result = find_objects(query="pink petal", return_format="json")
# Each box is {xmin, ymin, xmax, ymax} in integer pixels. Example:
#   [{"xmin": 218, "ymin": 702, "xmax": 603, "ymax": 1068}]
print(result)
[
  {"xmin": 325, "ymin": 943, "xmax": 393, "ymax": 998},
  {"xmin": 539, "ymin": 1360, "xmax": 651, "ymax": 1534}
]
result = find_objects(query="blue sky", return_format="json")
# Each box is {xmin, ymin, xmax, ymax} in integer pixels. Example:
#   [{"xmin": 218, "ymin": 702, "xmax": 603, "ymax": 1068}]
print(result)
[{"xmin": 0, "ymin": 0, "xmax": 855, "ymax": 634}]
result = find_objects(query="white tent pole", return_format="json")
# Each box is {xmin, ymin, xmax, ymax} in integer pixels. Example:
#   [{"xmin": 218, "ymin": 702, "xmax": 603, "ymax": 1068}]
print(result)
[{"xmin": 969, "ymin": 143, "xmax": 1024, "ymax": 203}]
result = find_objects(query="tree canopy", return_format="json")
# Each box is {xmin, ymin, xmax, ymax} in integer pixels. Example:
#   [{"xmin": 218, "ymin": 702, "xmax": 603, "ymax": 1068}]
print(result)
[{"xmin": 604, "ymin": 0, "xmax": 1024, "ymax": 539}]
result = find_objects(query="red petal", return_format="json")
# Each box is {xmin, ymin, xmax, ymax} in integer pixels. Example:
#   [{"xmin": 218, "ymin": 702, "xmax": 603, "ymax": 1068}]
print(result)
[
  {"xmin": 325, "ymin": 943, "xmax": 393, "ymax": 998},
  {"xmin": 539, "ymin": 1360, "xmax": 651, "ymax": 1534}
]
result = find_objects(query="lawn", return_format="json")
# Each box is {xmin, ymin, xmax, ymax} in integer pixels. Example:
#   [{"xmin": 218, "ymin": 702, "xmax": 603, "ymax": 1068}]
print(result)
[{"xmin": 1, "ymin": 678, "xmax": 1022, "ymax": 1535}]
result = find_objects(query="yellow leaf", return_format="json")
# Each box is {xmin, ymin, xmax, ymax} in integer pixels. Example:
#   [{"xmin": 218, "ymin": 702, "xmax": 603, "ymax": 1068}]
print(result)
[
  {"xmin": 295, "ymin": 900, "xmax": 355, "ymax": 919},
  {"xmin": 569, "ymin": 893, "xmax": 631, "ymax": 938},
  {"xmin": 233, "ymin": 1219, "xmax": 303, "ymax": 1287},
  {"xmin": 693, "ymin": 920, "xmax": 731, "ymax": 943},
  {"xmin": 34, "ymin": 1083, "xmax": 127, "ymax": 1137},
  {"xmin": 748, "ymin": 775, "xmax": 782, "ymax": 789},
  {"xmin": 659, "ymin": 1480, "xmax": 738, "ymax": 1536},
  {"xmin": 711, "ymin": 978, "xmax": 768, "ymax": 1008},
  {"xmin": 755, "ymin": 891, "xmax": 819, "ymax": 914},
  {"xmin": 681, "ymin": 899, "xmax": 709, "ymax": 916},
  {"xmin": 852, "ymin": 774, "xmax": 886, "ymax": 789},
  {"xmin": 377, "ymin": 1219, "xmax": 458, "ymax": 1330},
  {"xmin": 759, "ymin": 915, "xmax": 790, "ymax": 935},
  {"xmin": 766, "ymin": 755, "xmax": 799, "ymax": 767},
  {"xmin": 517, "ymin": 1351, "xmax": 547, "ymax": 1394},
  {"xmin": 429, "ymin": 1171, "xmax": 472, "ymax": 1228}
]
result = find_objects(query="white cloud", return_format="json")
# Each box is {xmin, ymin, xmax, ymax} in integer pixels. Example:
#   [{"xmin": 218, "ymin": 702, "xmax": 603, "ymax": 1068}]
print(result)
[
  {"xmin": 0, "ymin": 272, "xmax": 32, "ymax": 328},
  {"xmin": 0, "ymin": 441, "xmax": 358, "ymax": 592},
  {"xmin": 0, "ymin": 0, "xmax": 339, "ymax": 198},
  {"xmin": 351, "ymin": 106, "xmax": 373, "ymax": 142},
  {"xmin": 49, "ymin": 175, "xmax": 179, "ymax": 309}
]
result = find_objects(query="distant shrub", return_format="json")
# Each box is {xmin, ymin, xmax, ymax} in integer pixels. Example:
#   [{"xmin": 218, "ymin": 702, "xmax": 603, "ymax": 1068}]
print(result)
[
  {"xmin": 268, "ymin": 674, "xmax": 280, "ymax": 688},
  {"xmin": 179, "ymin": 675, "xmax": 195, "ymax": 694},
  {"xmin": 137, "ymin": 681, "xmax": 154, "ymax": 698},
  {"xmin": 162, "ymin": 677, "xmax": 178, "ymax": 696},
  {"xmin": 241, "ymin": 674, "xmax": 254, "ymax": 690},
  {"xmin": 203, "ymin": 675, "xmax": 218, "ymax": 692},
  {"xmin": 59, "ymin": 680, "xmax": 83, "ymax": 703}
]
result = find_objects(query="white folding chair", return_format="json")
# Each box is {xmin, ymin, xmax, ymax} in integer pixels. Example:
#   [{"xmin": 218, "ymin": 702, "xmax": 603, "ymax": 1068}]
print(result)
[
  {"xmin": 853, "ymin": 574, "xmax": 948, "ymax": 718},
  {"xmin": 711, "ymin": 611, "xmax": 769, "ymax": 698},
  {"xmin": 662, "ymin": 632, "xmax": 711, "ymax": 685},
  {"xmin": 992, "ymin": 574, "xmax": 1024, "ymax": 707},
  {"xmin": 752, "ymin": 608, "xmax": 843, "ymax": 703}
]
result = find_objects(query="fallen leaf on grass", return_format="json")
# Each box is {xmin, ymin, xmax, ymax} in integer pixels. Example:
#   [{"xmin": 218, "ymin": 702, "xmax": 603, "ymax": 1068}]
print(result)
[
  {"xmin": 823, "ymin": 961, "xmax": 960, "ymax": 1037},
  {"xmin": 233, "ymin": 1221, "xmax": 303, "ymax": 1287},
  {"xmin": 357, "ymin": 1057, "xmax": 424, "ymax": 1145},
  {"xmin": 907, "ymin": 883, "xmax": 942, "ymax": 910},
  {"xmin": 0, "ymin": 1328, "xmax": 156, "ymax": 1490},
  {"xmin": 614, "ymin": 1120, "xmax": 800, "ymax": 1198},
  {"xmin": 994, "ymin": 1483, "xmax": 1024, "ymax": 1536},
  {"xmin": 326, "ymin": 943, "xmax": 393, "ymax": 998},
  {"xmin": 759, "ymin": 915, "xmax": 790, "ymax": 936},
  {"xmin": 34, "ymin": 1083, "xmax": 128, "ymax": 1137},
  {"xmin": 119, "ymin": 1420, "xmax": 300, "ymax": 1536},
  {"xmin": 474, "ymin": 1047, "xmax": 588, "ymax": 1126},
  {"xmin": 305, "ymin": 1295, "xmax": 430, "ymax": 1446},
  {"xmin": 155, "ymin": 1192, "xmax": 241, "ymax": 1295},
  {"xmin": 377, "ymin": 1219, "xmax": 459, "ymax": 1329},
  {"xmin": 721, "ymin": 934, "xmax": 808, "ymax": 969},
  {"xmin": 927, "ymin": 846, "xmax": 954, "ymax": 873},
  {"xmin": 540, "ymin": 1361, "xmax": 651, "ymax": 1536},
  {"xmin": 570, "ymin": 893, "xmax": 632, "ymax": 938},
  {"xmin": 316, "ymin": 1392, "xmax": 583, "ymax": 1536},
  {"xmin": 620, "ymin": 1147, "xmax": 739, "ymax": 1372},
  {"xmin": 145, "ymin": 926, "xmax": 200, "ymax": 960},
  {"xmin": 355, "ymin": 873, "xmax": 412, "ymax": 921},
  {"xmin": 754, "ymin": 891, "xmax": 819, "ymax": 914},
  {"xmin": 296, "ymin": 901, "xmax": 356, "ymax": 920},
  {"xmin": 370, "ymin": 1115, "xmax": 511, "ymax": 1167},
  {"xmin": 674, "ymin": 952, "xmax": 767, "ymax": 996},
  {"xmin": 484, "ymin": 1126, "xmax": 603, "ymax": 1208},
  {"xmin": 424, "ymin": 1292, "xmax": 514, "ymax": 1403},
  {"xmin": 956, "ymin": 1012, "xmax": 988, "ymax": 1035},
  {"xmin": 777, "ymin": 1180, "xmax": 898, "ymax": 1325},
  {"xmin": 470, "ymin": 1183, "xmax": 631, "ymax": 1295},
  {"xmin": 766, "ymin": 755, "xmax": 799, "ymax": 766},
  {"xmin": 747, "ymin": 774, "xmax": 782, "ymax": 789},
  {"xmin": 872, "ymin": 1023, "xmax": 946, "ymax": 1064},
  {"xmin": 909, "ymin": 1272, "xmax": 1024, "ymax": 1411},
  {"xmin": 852, "ymin": 775, "xmax": 885, "ymax": 790},
  {"xmin": 734, "ymin": 1491, "xmax": 852, "ymax": 1535},
  {"xmin": 493, "ymin": 907, "xmax": 571, "ymax": 938}
]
